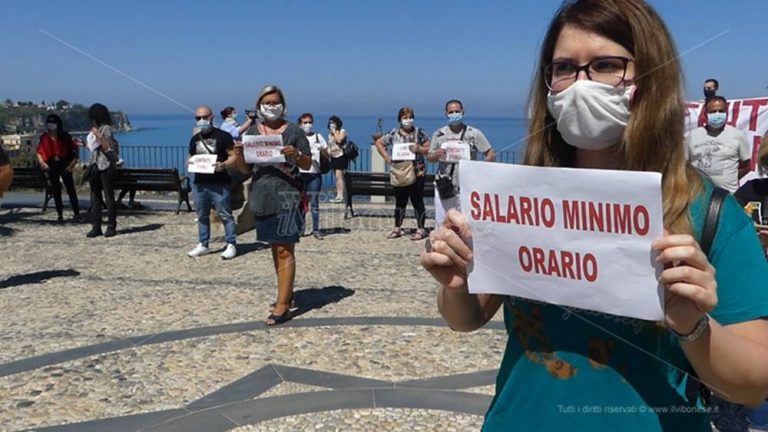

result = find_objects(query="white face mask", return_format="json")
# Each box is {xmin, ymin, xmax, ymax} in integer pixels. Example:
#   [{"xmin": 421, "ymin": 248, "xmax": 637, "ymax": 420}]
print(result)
[
  {"xmin": 329, "ymin": 123, "xmax": 337, "ymax": 132},
  {"xmin": 259, "ymin": 103, "xmax": 284, "ymax": 121},
  {"xmin": 547, "ymin": 80, "xmax": 634, "ymax": 151},
  {"xmin": 400, "ymin": 118, "xmax": 414, "ymax": 129},
  {"xmin": 301, "ymin": 123, "xmax": 313, "ymax": 134},
  {"xmin": 46, "ymin": 123, "xmax": 58, "ymax": 131}
]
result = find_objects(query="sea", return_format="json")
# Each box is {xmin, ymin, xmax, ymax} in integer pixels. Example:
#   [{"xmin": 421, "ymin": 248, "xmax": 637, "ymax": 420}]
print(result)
[{"xmin": 106, "ymin": 114, "xmax": 529, "ymax": 188}]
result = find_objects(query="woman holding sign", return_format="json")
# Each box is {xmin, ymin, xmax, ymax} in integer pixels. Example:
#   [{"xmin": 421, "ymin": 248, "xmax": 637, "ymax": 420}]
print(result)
[
  {"xmin": 234, "ymin": 85, "xmax": 312, "ymax": 326},
  {"xmin": 374, "ymin": 107, "xmax": 430, "ymax": 241},
  {"xmin": 421, "ymin": 1, "xmax": 768, "ymax": 431}
]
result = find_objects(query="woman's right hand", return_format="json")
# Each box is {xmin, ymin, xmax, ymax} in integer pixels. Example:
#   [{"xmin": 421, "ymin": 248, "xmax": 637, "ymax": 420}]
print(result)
[{"xmin": 420, "ymin": 209, "xmax": 474, "ymax": 290}]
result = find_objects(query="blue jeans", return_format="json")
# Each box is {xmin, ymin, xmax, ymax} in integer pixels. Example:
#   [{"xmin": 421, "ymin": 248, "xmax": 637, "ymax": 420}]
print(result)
[
  {"xmin": 301, "ymin": 173, "xmax": 322, "ymax": 233},
  {"xmin": 747, "ymin": 400, "xmax": 768, "ymax": 430},
  {"xmin": 194, "ymin": 183, "xmax": 236, "ymax": 246}
]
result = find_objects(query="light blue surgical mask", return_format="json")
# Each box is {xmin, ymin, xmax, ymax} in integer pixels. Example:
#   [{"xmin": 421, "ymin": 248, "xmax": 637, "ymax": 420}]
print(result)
[
  {"xmin": 447, "ymin": 113, "xmax": 463, "ymax": 125},
  {"xmin": 196, "ymin": 119, "xmax": 212, "ymax": 132},
  {"xmin": 707, "ymin": 112, "xmax": 726, "ymax": 129}
]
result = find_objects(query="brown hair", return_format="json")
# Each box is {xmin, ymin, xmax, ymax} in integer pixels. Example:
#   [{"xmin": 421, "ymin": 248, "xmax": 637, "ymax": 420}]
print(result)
[
  {"xmin": 525, "ymin": 0, "xmax": 702, "ymax": 235},
  {"xmin": 398, "ymin": 107, "xmax": 415, "ymax": 121},
  {"xmin": 297, "ymin": 113, "xmax": 314, "ymax": 124}
]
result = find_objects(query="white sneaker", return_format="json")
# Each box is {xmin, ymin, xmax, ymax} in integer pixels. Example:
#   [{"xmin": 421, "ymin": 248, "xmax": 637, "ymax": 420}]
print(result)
[
  {"xmin": 221, "ymin": 244, "xmax": 237, "ymax": 260},
  {"xmin": 187, "ymin": 243, "xmax": 210, "ymax": 257}
]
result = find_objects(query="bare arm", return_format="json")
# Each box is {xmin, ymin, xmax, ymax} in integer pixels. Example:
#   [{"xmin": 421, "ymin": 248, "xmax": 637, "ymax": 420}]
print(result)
[
  {"xmin": 484, "ymin": 148, "xmax": 497, "ymax": 162},
  {"xmin": 421, "ymin": 210, "xmax": 503, "ymax": 331},
  {"xmin": 654, "ymin": 234, "xmax": 768, "ymax": 406},
  {"xmin": 738, "ymin": 159, "xmax": 752, "ymax": 179},
  {"xmin": 375, "ymin": 136, "xmax": 391, "ymax": 163},
  {"xmin": 0, "ymin": 164, "xmax": 13, "ymax": 196}
]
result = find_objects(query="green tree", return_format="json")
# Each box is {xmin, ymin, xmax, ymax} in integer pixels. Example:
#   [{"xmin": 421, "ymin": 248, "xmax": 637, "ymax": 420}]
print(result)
[{"xmin": 55, "ymin": 99, "xmax": 70, "ymax": 109}]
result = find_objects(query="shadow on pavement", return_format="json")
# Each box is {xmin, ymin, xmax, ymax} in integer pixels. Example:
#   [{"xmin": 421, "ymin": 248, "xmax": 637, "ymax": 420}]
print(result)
[
  {"xmin": 119, "ymin": 223, "xmax": 164, "ymax": 235},
  {"xmin": 0, "ymin": 269, "xmax": 81, "ymax": 290},
  {"xmin": 292, "ymin": 285, "xmax": 356, "ymax": 318}
]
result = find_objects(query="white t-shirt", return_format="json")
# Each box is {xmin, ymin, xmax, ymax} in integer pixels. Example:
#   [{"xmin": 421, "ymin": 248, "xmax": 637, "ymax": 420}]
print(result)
[
  {"xmin": 300, "ymin": 132, "xmax": 328, "ymax": 174},
  {"xmin": 687, "ymin": 125, "xmax": 751, "ymax": 192}
]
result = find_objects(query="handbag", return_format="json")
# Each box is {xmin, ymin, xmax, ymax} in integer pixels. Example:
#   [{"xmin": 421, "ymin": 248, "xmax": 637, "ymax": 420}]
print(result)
[
  {"xmin": 390, "ymin": 160, "xmax": 416, "ymax": 187},
  {"xmin": 343, "ymin": 140, "xmax": 359, "ymax": 161},
  {"xmin": 317, "ymin": 134, "xmax": 332, "ymax": 174},
  {"xmin": 83, "ymin": 163, "xmax": 99, "ymax": 183}
]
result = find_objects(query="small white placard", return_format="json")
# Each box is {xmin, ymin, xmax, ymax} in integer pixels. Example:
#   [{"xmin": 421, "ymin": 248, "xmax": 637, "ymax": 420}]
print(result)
[
  {"xmin": 86, "ymin": 133, "xmax": 99, "ymax": 151},
  {"xmin": 187, "ymin": 154, "xmax": 217, "ymax": 174},
  {"xmin": 243, "ymin": 135, "xmax": 286, "ymax": 164},
  {"xmin": 392, "ymin": 143, "xmax": 416, "ymax": 161},
  {"xmin": 459, "ymin": 161, "xmax": 665, "ymax": 321},
  {"xmin": 441, "ymin": 140, "xmax": 470, "ymax": 162}
]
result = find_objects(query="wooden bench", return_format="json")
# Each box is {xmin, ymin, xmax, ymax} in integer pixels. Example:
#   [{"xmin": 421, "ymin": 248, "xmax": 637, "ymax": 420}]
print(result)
[
  {"xmin": 343, "ymin": 171, "xmax": 435, "ymax": 218},
  {"xmin": 113, "ymin": 168, "xmax": 192, "ymax": 214},
  {"xmin": 9, "ymin": 166, "xmax": 53, "ymax": 211}
]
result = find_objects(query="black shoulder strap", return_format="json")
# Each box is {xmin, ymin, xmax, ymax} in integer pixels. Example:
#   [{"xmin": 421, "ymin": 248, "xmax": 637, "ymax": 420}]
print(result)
[{"xmin": 700, "ymin": 187, "xmax": 728, "ymax": 257}]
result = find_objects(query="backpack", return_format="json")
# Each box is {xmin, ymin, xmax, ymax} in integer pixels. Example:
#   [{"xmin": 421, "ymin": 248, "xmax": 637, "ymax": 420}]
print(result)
[{"xmin": 343, "ymin": 139, "xmax": 359, "ymax": 161}]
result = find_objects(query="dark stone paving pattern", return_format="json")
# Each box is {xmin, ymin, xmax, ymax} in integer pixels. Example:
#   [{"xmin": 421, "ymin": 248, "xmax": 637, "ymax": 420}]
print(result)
[{"xmin": 7, "ymin": 316, "xmax": 504, "ymax": 432}]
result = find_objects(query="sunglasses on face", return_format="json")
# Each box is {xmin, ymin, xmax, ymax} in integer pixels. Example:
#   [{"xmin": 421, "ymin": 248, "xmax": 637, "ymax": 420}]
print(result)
[{"xmin": 195, "ymin": 115, "xmax": 212, "ymax": 121}]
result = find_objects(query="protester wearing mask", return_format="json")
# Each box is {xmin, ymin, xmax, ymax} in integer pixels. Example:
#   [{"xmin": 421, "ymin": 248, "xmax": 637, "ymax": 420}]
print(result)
[
  {"xmin": 687, "ymin": 96, "xmax": 751, "ymax": 193},
  {"xmin": 297, "ymin": 113, "xmax": 329, "ymax": 240},
  {"xmin": 327, "ymin": 115, "xmax": 348, "ymax": 203},
  {"xmin": 427, "ymin": 99, "xmax": 495, "ymax": 225},
  {"xmin": 234, "ymin": 85, "xmax": 312, "ymax": 326},
  {"xmin": 85, "ymin": 103, "xmax": 119, "ymax": 238},
  {"xmin": 36, "ymin": 114, "xmax": 82, "ymax": 222},
  {"xmin": 422, "ymin": 1, "xmax": 768, "ymax": 430},
  {"xmin": 375, "ymin": 107, "xmax": 430, "ymax": 240},
  {"xmin": 186, "ymin": 105, "xmax": 238, "ymax": 259},
  {"xmin": 219, "ymin": 106, "xmax": 254, "ymax": 140},
  {"xmin": 703, "ymin": 78, "xmax": 719, "ymax": 102}
]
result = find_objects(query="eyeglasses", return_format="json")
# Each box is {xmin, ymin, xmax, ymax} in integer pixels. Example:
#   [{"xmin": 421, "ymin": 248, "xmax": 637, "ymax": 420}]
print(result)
[
  {"xmin": 194, "ymin": 115, "xmax": 212, "ymax": 121},
  {"xmin": 544, "ymin": 56, "xmax": 633, "ymax": 92}
]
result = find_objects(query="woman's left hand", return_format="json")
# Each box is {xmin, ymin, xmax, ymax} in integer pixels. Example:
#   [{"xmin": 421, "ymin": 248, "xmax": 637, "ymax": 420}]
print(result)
[
  {"xmin": 90, "ymin": 127, "xmax": 99, "ymax": 136},
  {"xmin": 652, "ymin": 233, "xmax": 718, "ymax": 335}
]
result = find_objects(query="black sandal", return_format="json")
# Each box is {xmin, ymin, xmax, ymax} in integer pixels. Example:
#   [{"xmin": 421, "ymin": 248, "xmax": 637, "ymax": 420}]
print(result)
[{"xmin": 265, "ymin": 309, "xmax": 292, "ymax": 326}]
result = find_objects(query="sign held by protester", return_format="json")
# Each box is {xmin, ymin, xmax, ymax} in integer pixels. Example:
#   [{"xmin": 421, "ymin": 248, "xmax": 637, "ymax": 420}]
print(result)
[
  {"xmin": 187, "ymin": 154, "xmax": 217, "ymax": 174},
  {"xmin": 242, "ymin": 134, "xmax": 286, "ymax": 164},
  {"xmin": 392, "ymin": 143, "xmax": 416, "ymax": 161},
  {"xmin": 459, "ymin": 161, "xmax": 664, "ymax": 321},
  {"xmin": 441, "ymin": 140, "xmax": 471, "ymax": 162}
]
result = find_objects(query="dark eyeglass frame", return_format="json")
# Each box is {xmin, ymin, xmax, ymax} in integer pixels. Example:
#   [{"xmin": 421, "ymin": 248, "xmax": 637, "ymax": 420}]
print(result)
[
  {"xmin": 194, "ymin": 115, "xmax": 212, "ymax": 121},
  {"xmin": 543, "ymin": 56, "xmax": 634, "ymax": 91}
]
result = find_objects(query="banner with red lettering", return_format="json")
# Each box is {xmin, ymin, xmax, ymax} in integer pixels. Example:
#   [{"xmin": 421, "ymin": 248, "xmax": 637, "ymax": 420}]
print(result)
[
  {"xmin": 459, "ymin": 161, "xmax": 665, "ymax": 320},
  {"xmin": 686, "ymin": 97, "xmax": 768, "ymax": 173}
]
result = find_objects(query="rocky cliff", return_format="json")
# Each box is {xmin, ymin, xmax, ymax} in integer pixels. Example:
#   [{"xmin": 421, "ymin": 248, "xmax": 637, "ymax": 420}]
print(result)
[{"xmin": 0, "ymin": 105, "xmax": 132, "ymax": 134}]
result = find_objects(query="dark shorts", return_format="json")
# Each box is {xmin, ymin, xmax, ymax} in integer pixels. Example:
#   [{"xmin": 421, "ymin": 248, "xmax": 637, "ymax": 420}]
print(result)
[
  {"xmin": 255, "ymin": 210, "xmax": 304, "ymax": 244},
  {"xmin": 331, "ymin": 155, "xmax": 349, "ymax": 171}
]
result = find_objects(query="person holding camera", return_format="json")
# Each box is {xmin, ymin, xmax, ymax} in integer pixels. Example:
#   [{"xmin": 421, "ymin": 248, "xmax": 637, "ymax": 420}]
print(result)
[
  {"xmin": 219, "ymin": 106, "xmax": 255, "ymax": 140},
  {"xmin": 36, "ymin": 113, "xmax": 82, "ymax": 222},
  {"xmin": 428, "ymin": 99, "xmax": 495, "ymax": 225}
]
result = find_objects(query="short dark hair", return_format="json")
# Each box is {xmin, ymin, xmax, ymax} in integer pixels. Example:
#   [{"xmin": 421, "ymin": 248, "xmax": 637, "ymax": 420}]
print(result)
[
  {"xmin": 297, "ymin": 113, "xmax": 314, "ymax": 124},
  {"xmin": 328, "ymin": 115, "xmax": 343, "ymax": 129},
  {"xmin": 88, "ymin": 103, "xmax": 112, "ymax": 127},
  {"xmin": 704, "ymin": 78, "xmax": 719, "ymax": 89},
  {"xmin": 220, "ymin": 106, "xmax": 235, "ymax": 120},
  {"xmin": 705, "ymin": 95, "xmax": 727, "ymax": 108},
  {"xmin": 445, "ymin": 99, "xmax": 464, "ymax": 111}
]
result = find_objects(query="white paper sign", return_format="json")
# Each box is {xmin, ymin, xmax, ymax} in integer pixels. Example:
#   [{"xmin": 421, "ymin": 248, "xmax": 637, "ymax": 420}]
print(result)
[
  {"xmin": 392, "ymin": 143, "xmax": 416, "ymax": 161},
  {"xmin": 187, "ymin": 154, "xmax": 217, "ymax": 174},
  {"xmin": 441, "ymin": 140, "xmax": 470, "ymax": 162},
  {"xmin": 459, "ymin": 161, "xmax": 664, "ymax": 321},
  {"xmin": 86, "ymin": 133, "xmax": 99, "ymax": 151},
  {"xmin": 243, "ymin": 134, "xmax": 286, "ymax": 164}
]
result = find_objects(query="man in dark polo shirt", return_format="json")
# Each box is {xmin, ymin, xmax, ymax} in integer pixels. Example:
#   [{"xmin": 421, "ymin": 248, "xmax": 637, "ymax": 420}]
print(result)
[
  {"xmin": 186, "ymin": 106, "xmax": 238, "ymax": 259},
  {"xmin": 0, "ymin": 140, "xmax": 13, "ymax": 208}
]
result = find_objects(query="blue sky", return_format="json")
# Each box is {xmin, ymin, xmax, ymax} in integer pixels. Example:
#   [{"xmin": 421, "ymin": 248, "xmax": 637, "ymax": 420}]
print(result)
[{"xmin": 1, "ymin": 0, "xmax": 766, "ymax": 117}]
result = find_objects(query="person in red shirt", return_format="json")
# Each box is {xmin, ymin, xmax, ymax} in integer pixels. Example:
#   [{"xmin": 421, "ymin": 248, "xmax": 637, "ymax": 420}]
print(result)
[{"xmin": 36, "ymin": 114, "xmax": 81, "ymax": 222}]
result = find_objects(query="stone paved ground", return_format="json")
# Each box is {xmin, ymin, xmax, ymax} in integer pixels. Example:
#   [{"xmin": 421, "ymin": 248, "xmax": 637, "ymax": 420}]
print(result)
[{"xmin": 0, "ymin": 197, "xmax": 504, "ymax": 432}]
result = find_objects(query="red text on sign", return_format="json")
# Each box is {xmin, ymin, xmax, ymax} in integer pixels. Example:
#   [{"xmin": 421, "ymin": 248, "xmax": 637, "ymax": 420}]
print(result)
[{"xmin": 518, "ymin": 246, "xmax": 598, "ymax": 282}]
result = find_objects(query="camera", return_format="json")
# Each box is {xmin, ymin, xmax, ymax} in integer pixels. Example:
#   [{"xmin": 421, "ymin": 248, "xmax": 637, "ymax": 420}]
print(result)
[
  {"xmin": 245, "ymin": 110, "xmax": 257, "ymax": 120},
  {"xmin": 435, "ymin": 173, "xmax": 456, "ymax": 199}
]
